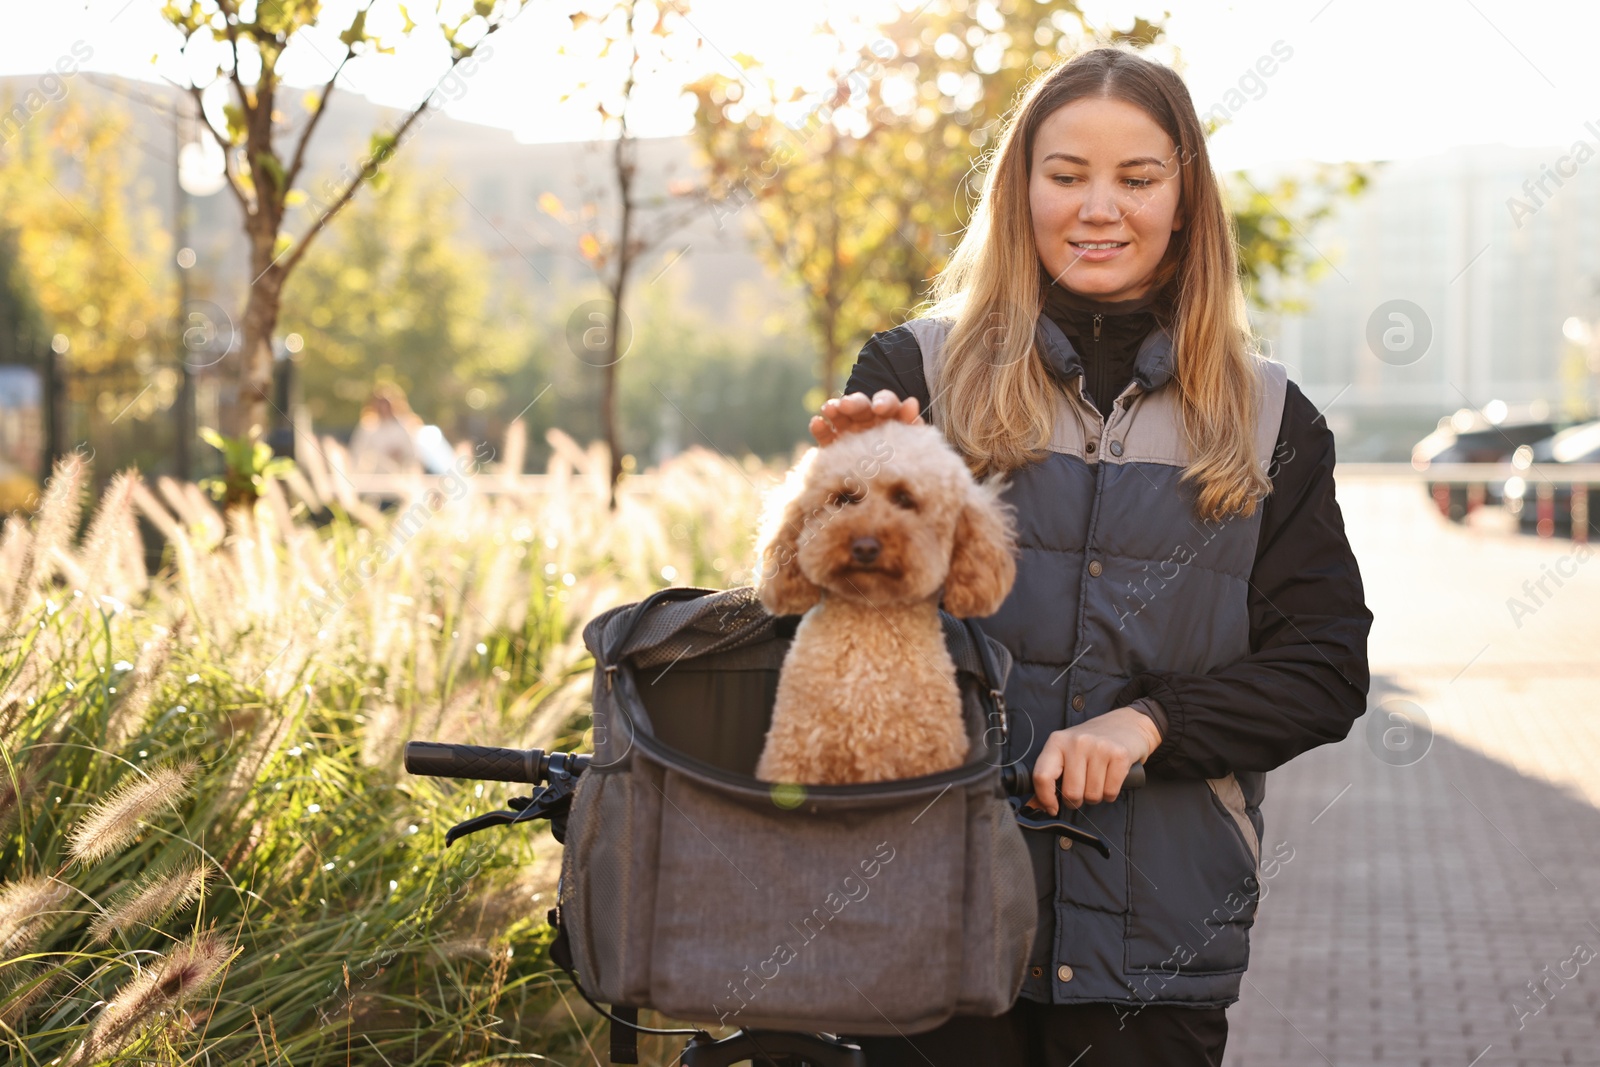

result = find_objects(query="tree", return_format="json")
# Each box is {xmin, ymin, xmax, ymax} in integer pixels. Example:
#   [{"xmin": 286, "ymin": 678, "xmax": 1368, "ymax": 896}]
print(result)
[
  {"xmin": 158, "ymin": 0, "xmax": 532, "ymax": 466},
  {"xmin": 0, "ymin": 96, "xmax": 174, "ymax": 480},
  {"xmin": 278, "ymin": 165, "xmax": 530, "ymax": 436},
  {"xmin": 0, "ymin": 226, "xmax": 47, "ymax": 509},
  {"xmin": 685, "ymin": 2, "xmax": 1370, "ymax": 395},
  {"xmin": 0, "ymin": 227, "xmax": 46, "ymax": 361},
  {"xmin": 545, "ymin": 0, "xmax": 704, "ymax": 507},
  {"xmin": 1228, "ymin": 159, "xmax": 1373, "ymax": 313},
  {"xmin": 0, "ymin": 97, "xmax": 171, "ymax": 377}
]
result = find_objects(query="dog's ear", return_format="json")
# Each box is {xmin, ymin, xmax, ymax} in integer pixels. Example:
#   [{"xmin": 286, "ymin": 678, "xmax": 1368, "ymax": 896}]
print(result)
[
  {"xmin": 943, "ymin": 477, "xmax": 1017, "ymax": 618},
  {"xmin": 754, "ymin": 453, "xmax": 823, "ymax": 616}
]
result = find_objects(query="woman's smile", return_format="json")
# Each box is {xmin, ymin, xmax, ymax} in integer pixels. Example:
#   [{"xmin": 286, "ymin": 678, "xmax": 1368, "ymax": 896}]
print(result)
[{"xmin": 1069, "ymin": 239, "xmax": 1131, "ymax": 262}]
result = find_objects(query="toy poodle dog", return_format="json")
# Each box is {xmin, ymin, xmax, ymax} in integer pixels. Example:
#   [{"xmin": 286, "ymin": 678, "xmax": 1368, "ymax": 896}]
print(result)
[{"xmin": 752, "ymin": 419, "xmax": 1017, "ymax": 785}]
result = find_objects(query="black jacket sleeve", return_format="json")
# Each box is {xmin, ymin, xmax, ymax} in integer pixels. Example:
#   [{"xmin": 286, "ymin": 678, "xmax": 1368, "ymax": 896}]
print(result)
[
  {"xmin": 1113, "ymin": 378, "xmax": 1374, "ymax": 778},
  {"xmin": 841, "ymin": 325, "xmax": 933, "ymax": 415}
]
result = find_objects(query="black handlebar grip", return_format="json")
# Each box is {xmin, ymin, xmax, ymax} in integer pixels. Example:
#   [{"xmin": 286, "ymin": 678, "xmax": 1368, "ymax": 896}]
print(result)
[
  {"xmin": 403, "ymin": 742, "xmax": 543, "ymax": 784},
  {"xmin": 1001, "ymin": 760, "xmax": 1146, "ymax": 798}
]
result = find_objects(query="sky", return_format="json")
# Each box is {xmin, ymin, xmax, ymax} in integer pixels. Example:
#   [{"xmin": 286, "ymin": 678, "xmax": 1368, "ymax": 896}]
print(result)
[{"xmin": 2, "ymin": 0, "xmax": 1598, "ymax": 173}]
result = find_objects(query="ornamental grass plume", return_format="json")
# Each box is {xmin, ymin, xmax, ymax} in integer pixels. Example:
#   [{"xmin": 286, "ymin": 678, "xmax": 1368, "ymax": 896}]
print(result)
[
  {"xmin": 0, "ymin": 744, "xmax": 51, "ymax": 837},
  {"xmin": 66, "ymin": 760, "xmax": 197, "ymax": 865},
  {"xmin": 90, "ymin": 861, "xmax": 212, "ymax": 942},
  {"xmin": 5, "ymin": 452, "xmax": 86, "ymax": 622},
  {"xmin": 66, "ymin": 933, "xmax": 236, "ymax": 1066},
  {"xmin": 0, "ymin": 517, "xmax": 28, "ymax": 608},
  {"xmin": 0, "ymin": 876, "xmax": 71, "ymax": 957},
  {"xmin": 77, "ymin": 469, "xmax": 148, "ymax": 600},
  {"xmin": 0, "ymin": 965, "xmax": 60, "ymax": 1027},
  {"xmin": 105, "ymin": 615, "xmax": 184, "ymax": 749}
]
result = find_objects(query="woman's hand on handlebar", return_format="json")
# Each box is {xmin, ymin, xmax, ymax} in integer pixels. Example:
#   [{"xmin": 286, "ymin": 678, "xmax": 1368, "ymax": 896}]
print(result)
[
  {"xmin": 809, "ymin": 389, "xmax": 921, "ymax": 446},
  {"xmin": 1029, "ymin": 707, "xmax": 1161, "ymax": 814}
]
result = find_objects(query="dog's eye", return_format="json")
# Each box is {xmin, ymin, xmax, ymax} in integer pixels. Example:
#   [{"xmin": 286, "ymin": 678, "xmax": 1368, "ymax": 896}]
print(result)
[
  {"xmin": 829, "ymin": 488, "xmax": 864, "ymax": 507},
  {"xmin": 890, "ymin": 489, "xmax": 917, "ymax": 511}
]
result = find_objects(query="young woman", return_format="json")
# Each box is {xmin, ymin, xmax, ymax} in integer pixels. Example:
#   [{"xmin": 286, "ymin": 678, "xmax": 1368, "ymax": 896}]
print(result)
[{"xmin": 815, "ymin": 47, "xmax": 1373, "ymax": 1066}]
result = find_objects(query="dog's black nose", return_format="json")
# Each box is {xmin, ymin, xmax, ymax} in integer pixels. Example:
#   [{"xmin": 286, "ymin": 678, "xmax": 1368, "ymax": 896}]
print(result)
[{"xmin": 850, "ymin": 537, "xmax": 881, "ymax": 565}]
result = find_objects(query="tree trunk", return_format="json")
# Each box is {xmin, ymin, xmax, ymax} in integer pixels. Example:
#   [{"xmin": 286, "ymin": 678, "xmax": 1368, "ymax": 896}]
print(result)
[
  {"xmin": 233, "ymin": 203, "xmax": 284, "ymax": 443},
  {"xmin": 821, "ymin": 128, "xmax": 843, "ymax": 398},
  {"xmin": 604, "ymin": 110, "xmax": 637, "ymax": 511},
  {"xmin": 601, "ymin": 262, "xmax": 632, "ymax": 510},
  {"xmin": 601, "ymin": 291, "xmax": 622, "ymax": 511}
]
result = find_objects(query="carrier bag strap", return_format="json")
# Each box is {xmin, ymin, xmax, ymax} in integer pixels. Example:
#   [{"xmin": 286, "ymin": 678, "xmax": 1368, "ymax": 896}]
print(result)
[
  {"xmin": 546, "ymin": 904, "xmax": 702, "ymax": 1050},
  {"xmin": 961, "ymin": 617, "xmax": 1011, "ymax": 746},
  {"xmin": 610, "ymin": 1007, "xmax": 640, "ymax": 1065}
]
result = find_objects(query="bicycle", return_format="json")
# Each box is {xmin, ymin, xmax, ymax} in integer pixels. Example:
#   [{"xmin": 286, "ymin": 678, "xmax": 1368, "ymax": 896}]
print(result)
[{"xmin": 403, "ymin": 739, "xmax": 1144, "ymax": 1066}]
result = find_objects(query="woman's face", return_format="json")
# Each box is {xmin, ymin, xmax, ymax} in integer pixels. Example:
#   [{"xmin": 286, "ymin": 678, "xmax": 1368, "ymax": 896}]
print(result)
[{"xmin": 1029, "ymin": 95, "xmax": 1184, "ymax": 303}]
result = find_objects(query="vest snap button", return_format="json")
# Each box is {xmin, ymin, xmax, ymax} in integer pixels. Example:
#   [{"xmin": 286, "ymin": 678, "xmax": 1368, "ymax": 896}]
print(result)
[
  {"xmin": 1085, "ymin": 440, "xmax": 1096, "ymax": 454},
  {"xmin": 1087, "ymin": 560, "xmax": 1102, "ymax": 577},
  {"xmin": 1109, "ymin": 440, "xmax": 1123, "ymax": 457},
  {"xmin": 1058, "ymin": 965, "xmax": 1074, "ymax": 982},
  {"xmin": 1071, "ymin": 694, "xmax": 1085, "ymax": 711},
  {"xmin": 1030, "ymin": 966, "xmax": 1045, "ymax": 978},
  {"xmin": 1058, "ymin": 835, "xmax": 1073, "ymax": 851}
]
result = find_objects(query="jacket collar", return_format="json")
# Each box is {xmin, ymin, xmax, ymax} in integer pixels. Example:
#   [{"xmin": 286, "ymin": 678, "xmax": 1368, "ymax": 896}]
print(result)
[{"xmin": 1035, "ymin": 313, "xmax": 1176, "ymax": 394}]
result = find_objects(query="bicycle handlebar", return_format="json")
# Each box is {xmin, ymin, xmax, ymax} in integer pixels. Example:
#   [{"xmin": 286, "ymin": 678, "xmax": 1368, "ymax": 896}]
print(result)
[
  {"xmin": 403, "ymin": 741, "xmax": 590, "ymax": 785},
  {"xmin": 403, "ymin": 741, "xmax": 1144, "ymax": 794},
  {"xmin": 1000, "ymin": 759, "xmax": 1145, "ymax": 798}
]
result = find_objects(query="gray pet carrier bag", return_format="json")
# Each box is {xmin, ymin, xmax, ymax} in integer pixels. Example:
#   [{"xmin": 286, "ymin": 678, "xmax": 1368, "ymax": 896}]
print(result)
[{"xmin": 556, "ymin": 584, "xmax": 1037, "ymax": 1036}]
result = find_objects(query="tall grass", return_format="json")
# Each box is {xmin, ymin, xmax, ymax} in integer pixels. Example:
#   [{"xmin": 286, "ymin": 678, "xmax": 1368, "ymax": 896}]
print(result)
[{"xmin": 0, "ymin": 426, "xmax": 772, "ymax": 1065}]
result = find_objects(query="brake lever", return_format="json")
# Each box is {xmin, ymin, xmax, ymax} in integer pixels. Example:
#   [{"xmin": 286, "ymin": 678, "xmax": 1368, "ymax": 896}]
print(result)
[
  {"xmin": 442, "ymin": 767, "xmax": 583, "ymax": 846},
  {"xmin": 1007, "ymin": 797, "xmax": 1112, "ymax": 858},
  {"xmin": 444, "ymin": 798, "xmax": 548, "ymax": 846}
]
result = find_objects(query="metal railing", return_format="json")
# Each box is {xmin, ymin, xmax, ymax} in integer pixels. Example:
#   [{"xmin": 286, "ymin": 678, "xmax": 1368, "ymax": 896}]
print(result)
[
  {"xmin": 1336, "ymin": 462, "xmax": 1600, "ymax": 543},
  {"xmin": 341, "ymin": 463, "xmax": 1600, "ymax": 542}
]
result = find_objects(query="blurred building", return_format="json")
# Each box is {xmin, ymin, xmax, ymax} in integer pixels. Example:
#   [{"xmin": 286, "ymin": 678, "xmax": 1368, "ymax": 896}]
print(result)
[{"xmin": 1253, "ymin": 143, "xmax": 1600, "ymax": 459}]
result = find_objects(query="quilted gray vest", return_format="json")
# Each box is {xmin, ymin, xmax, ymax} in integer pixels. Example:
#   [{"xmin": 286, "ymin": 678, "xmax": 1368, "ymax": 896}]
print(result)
[{"xmin": 908, "ymin": 312, "xmax": 1288, "ymax": 1008}]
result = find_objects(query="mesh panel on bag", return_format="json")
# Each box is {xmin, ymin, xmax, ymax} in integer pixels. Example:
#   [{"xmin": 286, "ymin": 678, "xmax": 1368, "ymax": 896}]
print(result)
[{"xmin": 611, "ymin": 587, "xmax": 780, "ymax": 668}]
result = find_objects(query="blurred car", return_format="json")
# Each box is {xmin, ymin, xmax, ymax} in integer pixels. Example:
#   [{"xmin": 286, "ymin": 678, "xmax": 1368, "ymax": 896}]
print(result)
[
  {"xmin": 1503, "ymin": 419, "xmax": 1600, "ymax": 538},
  {"xmin": 1411, "ymin": 407, "xmax": 1558, "ymax": 522}
]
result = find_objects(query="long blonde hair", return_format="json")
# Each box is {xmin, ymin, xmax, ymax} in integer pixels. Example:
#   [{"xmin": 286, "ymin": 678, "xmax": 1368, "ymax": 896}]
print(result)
[{"xmin": 921, "ymin": 46, "xmax": 1270, "ymax": 522}]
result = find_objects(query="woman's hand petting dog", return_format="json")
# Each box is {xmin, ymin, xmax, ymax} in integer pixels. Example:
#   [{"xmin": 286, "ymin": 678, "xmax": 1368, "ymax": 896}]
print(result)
[
  {"xmin": 1027, "ymin": 707, "xmax": 1163, "ymax": 814},
  {"xmin": 810, "ymin": 389, "xmax": 921, "ymax": 446}
]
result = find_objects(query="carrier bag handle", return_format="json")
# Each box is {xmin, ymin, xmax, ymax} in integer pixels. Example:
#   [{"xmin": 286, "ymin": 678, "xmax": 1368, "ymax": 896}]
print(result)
[{"xmin": 599, "ymin": 585, "xmax": 719, "ymax": 677}]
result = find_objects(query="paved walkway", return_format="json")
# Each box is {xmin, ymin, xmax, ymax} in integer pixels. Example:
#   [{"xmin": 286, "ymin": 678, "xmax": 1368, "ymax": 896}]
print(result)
[{"xmin": 1227, "ymin": 478, "xmax": 1600, "ymax": 1067}]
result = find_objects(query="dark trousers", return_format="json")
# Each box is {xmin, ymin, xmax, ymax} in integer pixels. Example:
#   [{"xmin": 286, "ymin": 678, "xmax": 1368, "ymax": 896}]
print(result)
[{"xmin": 852, "ymin": 998, "xmax": 1229, "ymax": 1066}]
